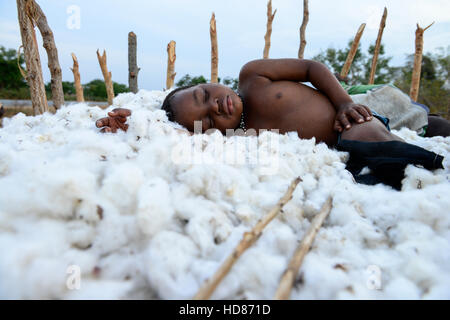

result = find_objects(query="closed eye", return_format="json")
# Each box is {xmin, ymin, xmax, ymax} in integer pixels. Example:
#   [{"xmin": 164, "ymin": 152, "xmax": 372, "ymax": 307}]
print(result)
[{"xmin": 204, "ymin": 88, "xmax": 209, "ymax": 103}]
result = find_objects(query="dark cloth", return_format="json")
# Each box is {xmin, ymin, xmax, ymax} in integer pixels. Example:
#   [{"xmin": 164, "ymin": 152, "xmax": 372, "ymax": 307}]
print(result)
[{"xmin": 336, "ymin": 139, "xmax": 444, "ymax": 190}]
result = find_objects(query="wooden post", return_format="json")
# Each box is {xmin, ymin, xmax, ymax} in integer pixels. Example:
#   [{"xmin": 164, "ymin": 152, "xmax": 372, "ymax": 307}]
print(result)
[
  {"xmin": 16, "ymin": 0, "xmax": 48, "ymax": 115},
  {"xmin": 27, "ymin": 0, "xmax": 64, "ymax": 109},
  {"xmin": 410, "ymin": 22, "xmax": 434, "ymax": 102},
  {"xmin": 210, "ymin": 12, "xmax": 218, "ymax": 83},
  {"xmin": 340, "ymin": 23, "xmax": 366, "ymax": 79},
  {"xmin": 96, "ymin": 49, "xmax": 114, "ymax": 105},
  {"xmin": 194, "ymin": 177, "xmax": 302, "ymax": 300},
  {"xmin": 263, "ymin": 0, "xmax": 277, "ymax": 59},
  {"xmin": 166, "ymin": 40, "xmax": 176, "ymax": 90},
  {"xmin": 368, "ymin": 7, "xmax": 387, "ymax": 84},
  {"xmin": 298, "ymin": 0, "xmax": 309, "ymax": 59},
  {"xmin": 128, "ymin": 32, "xmax": 139, "ymax": 93},
  {"xmin": 274, "ymin": 197, "xmax": 333, "ymax": 300},
  {"xmin": 70, "ymin": 53, "xmax": 84, "ymax": 102}
]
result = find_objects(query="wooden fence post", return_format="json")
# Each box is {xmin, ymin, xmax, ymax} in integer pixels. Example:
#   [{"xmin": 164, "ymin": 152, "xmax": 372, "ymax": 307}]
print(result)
[
  {"xmin": 368, "ymin": 7, "xmax": 387, "ymax": 84},
  {"xmin": 70, "ymin": 53, "xmax": 84, "ymax": 102},
  {"xmin": 27, "ymin": 0, "xmax": 64, "ymax": 109},
  {"xmin": 298, "ymin": 0, "xmax": 309, "ymax": 59},
  {"xmin": 128, "ymin": 32, "xmax": 139, "ymax": 93},
  {"xmin": 263, "ymin": 0, "xmax": 277, "ymax": 59},
  {"xmin": 96, "ymin": 49, "xmax": 114, "ymax": 105},
  {"xmin": 210, "ymin": 12, "xmax": 218, "ymax": 83},
  {"xmin": 166, "ymin": 40, "xmax": 176, "ymax": 90},
  {"xmin": 16, "ymin": 0, "xmax": 48, "ymax": 115},
  {"xmin": 340, "ymin": 23, "xmax": 366, "ymax": 79},
  {"xmin": 410, "ymin": 22, "xmax": 434, "ymax": 102}
]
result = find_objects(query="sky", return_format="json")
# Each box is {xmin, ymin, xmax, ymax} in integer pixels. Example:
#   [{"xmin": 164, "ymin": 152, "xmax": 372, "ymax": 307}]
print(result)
[{"xmin": 1, "ymin": 0, "xmax": 449, "ymax": 91}]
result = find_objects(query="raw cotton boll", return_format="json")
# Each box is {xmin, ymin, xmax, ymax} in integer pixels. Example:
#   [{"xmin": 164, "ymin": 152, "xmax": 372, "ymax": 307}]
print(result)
[
  {"xmin": 258, "ymin": 220, "xmax": 298, "ymax": 256},
  {"xmin": 65, "ymin": 279, "xmax": 134, "ymax": 300},
  {"xmin": 93, "ymin": 211, "xmax": 138, "ymax": 254},
  {"xmin": 0, "ymin": 220, "xmax": 68, "ymax": 299},
  {"xmin": 66, "ymin": 220, "xmax": 96, "ymax": 250},
  {"xmin": 184, "ymin": 202, "xmax": 233, "ymax": 255},
  {"xmin": 145, "ymin": 231, "xmax": 199, "ymax": 299},
  {"xmin": 137, "ymin": 177, "xmax": 174, "ymax": 237},
  {"xmin": 232, "ymin": 248, "xmax": 286, "ymax": 299},
  {"xmin": 402, "ymin": 257, "xmax": 441, "ymax": 293},
  {"xmin": 423, "ymin": 281, "xmax": 450, "ymax": 299},
  {"xmin": 291, "ymin": 253, "xmax": 352, "ymax": 300},
  {"xmin": 100, "ymin": 163, "xmax": 144, "ymax": 215},
  {"xmin": 402, "ymin": 165, "xmax": 446, "ymax": 190}
]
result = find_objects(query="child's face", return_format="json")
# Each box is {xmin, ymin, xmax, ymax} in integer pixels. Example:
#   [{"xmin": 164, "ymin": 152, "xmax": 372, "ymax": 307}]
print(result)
[{"xmin": 171, "ymin": 84, "xmax": 243, "ymax": 134}]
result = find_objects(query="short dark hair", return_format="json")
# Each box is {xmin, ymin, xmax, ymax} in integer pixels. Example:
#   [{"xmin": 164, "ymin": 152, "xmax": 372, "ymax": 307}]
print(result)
[{"xmin": 161, "ymin": 85, "xmax": 195, "ymax": 122}]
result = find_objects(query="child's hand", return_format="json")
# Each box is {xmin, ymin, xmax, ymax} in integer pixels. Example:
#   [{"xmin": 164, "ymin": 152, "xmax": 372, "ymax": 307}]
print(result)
[
  {"xmin": 95, "ymin": 108, "xmax": 132, "ymax": 133},
  {"xmin": 334, "ymin": 102, "xmax": 373, "ymax": 132}
]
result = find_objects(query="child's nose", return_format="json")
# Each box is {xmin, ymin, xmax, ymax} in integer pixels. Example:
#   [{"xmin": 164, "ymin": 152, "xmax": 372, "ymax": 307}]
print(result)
[{"xmin": 210, "ymin": 98, "xmax": 221, "ymax": 115}]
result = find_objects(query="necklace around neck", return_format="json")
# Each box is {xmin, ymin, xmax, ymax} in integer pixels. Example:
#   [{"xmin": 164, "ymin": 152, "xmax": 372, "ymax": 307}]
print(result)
[{"xmin": 236, "ymin": 92, "xmax": 246, "ymax": 132}]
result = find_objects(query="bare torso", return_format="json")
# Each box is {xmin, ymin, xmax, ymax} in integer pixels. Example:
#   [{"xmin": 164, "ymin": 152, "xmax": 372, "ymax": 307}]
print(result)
[{"xmin": 240, "ymin": 77, "xmax": 338, "ymax": 146}]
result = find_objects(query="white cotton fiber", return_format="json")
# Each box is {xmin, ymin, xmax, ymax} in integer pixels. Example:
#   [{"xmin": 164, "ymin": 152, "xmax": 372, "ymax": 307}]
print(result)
[{"xmin": 0, "ymin": 89, "xmax": 449, "ymax": 299}]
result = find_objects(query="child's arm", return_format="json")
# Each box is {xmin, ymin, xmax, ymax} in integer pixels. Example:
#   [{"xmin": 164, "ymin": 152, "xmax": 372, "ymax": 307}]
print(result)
[{"xmin": 239, "ymin": 58, "xmax": 373, "ymax": 132}]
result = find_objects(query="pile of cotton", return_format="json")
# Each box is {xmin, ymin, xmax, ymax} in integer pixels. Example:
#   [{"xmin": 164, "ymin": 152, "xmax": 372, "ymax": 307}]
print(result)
[{"xmin": 0, "ymin": 89, "xmax": 449, "ymax": 299}]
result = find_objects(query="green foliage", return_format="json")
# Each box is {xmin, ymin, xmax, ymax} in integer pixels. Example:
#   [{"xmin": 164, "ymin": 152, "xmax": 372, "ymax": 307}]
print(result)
[
  {"xmin": 312, "ymin": 40, "xmax": 397, "ymax": 85},
  {"xmin": 394, "ymin": 47, "xmax": 450, "ymax": 116},
  {"xmin": 0, "ymin": 46, "xmax": 27, "ymax": 90},
  {"xmin": 176, "ymin": 74, "xmax": 208, "ymax": 87},
  {"xmin": 0, "ymin": 45, "xmax": 129, "ymax": 101},
  {"xmin": 176, "ymin": 74, "xmax": 239, "ymax": 91}
]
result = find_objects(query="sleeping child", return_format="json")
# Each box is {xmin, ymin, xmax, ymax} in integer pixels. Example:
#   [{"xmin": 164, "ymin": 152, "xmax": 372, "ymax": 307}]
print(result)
[{"xmin": 95, "ymin": 58, "xmax": 446, "ymax": 190}]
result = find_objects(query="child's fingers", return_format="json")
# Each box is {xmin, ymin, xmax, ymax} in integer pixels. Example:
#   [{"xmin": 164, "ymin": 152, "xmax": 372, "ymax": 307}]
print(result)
[
  {"xmin": 338, "ymin": 113, "xmax": 351, "ymax": 130},
  {"xmin": 96, "ymin": 117, "xmax": 110, "ymax": 128},
  {"xmin": 115, "ymin": 116, "xmax": 127, "ymax": 123},
  {"xmin": 111, "ymin": 108, "xmax": 132, "ymax": 117},
  {"xmin": 356, "ymin": 105, "xmax": 372, "ymax": 121},
  {"xmin": 334, "ymin": 120, "xmax": 343, "ymax": 132},
  {"xmin": 349, "ymin": 109, "xmax": 365, "ymax": 123}
]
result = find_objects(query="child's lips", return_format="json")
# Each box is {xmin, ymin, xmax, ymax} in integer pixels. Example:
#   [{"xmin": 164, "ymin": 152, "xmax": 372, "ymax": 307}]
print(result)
[{"xmin": 226, "ymin": 95, "xmax": 234, "ymax": 115}]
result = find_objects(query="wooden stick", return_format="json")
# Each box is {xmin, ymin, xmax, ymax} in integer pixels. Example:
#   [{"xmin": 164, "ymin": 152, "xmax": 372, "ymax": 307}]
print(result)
[
  {"xmin": 128, "ymin": 31, "xmax": 140, "ymax": 93},
  {"xmin": 166, "ymin": 40, "xmax": 176, "ymax": 90},
  {"xmin": 16, "ymin": 0, "xmax": 48, "ymax": 115},
  {"xmin": 194, "ymin": 177, "xmax": 302, "ymax": 300},
  {"xmin": 298, "ymin": 0, "xmax": 309, "ymax": 59},
  {"xmin": 96, "ymin": 49, "xmax": 114, "ymax": 105},
  {"xmin": 410, "ymin": 22, "xmax": 434, "ymax": 102},
  {"xmin": 340, "ymin": 23, "xmax": 366, "ymax": 78},
  {"xmin": 263, "ymin": 0, "xmax": 277, "ymax": 59},
  {"xmin": 70, "ymin": 53, "xmax": 84, "ymax": 102},
  {"xmin": 274, "ymin": 197, "xmax": 333, "ymax": 300},
  {"xmin": 27, "ymin": 0, "xmax": 64, "ymax": 109},
  {"xmin": 368, "ymin": 7, "xmax": 388, "ymax": 84},
  {"xmin": 210, "ymin": 12, "xmax": 218, "ymax": 83}
]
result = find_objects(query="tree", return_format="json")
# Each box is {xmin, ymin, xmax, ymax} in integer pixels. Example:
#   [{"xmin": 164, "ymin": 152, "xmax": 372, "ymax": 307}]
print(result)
[
  {"xmin": 0, "ymin": 46, "xmax": 27, "ymax": 90},
  {"xmin": 312, "ymin": 40, "xmax": 397, "ymax": 85},
  {"xmin": 176, "ymin": 74, "xmax": 207, "ymax": 87}
]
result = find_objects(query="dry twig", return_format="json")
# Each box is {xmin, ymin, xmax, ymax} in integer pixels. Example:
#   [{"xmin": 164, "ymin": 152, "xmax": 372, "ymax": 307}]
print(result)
[
  {"xmin": 194, "ymin": 177, "xmax": 302, "ymax": 300},
  {"xmin": 410, "ymin": 22, "xmax": 434, "ymax": 101},
  {"xmin": 298, "ymin": 0, "xmax": 309, "ymax": 59},
  {"xmin": 340, "ymin": 23, "xmax": 366, "ymax": 79},
  {"xmin": 128, "ymin": 32, "xmax": 140, "ymax": 93},
  {"xmin": 27, "ymin": 0, "xmax": 64, "ymax": 109},
  {"xmin": 166, "ymin": 40, "xmax": 176, "ymax": 90},
  {"xmin": 274, "ymin": 197, "xmax": 333, "ymax": 300},
  {"xmin": 96, "ymin": 49, "xmax": 114, "ymax": 105},
  {"xmin": 263, "ymin": 0, "xmax": 277, "ymax": 59},
  {"xmin": 368, "ymin": 7, "xmax": 388, "ymax": 84},
  {"xmin": 70, "ymin": 53, "xmax": 84, "ymax": 102},
  {"xmin": 16, "ymin": 0, "xmax": 48, "ymax": 115},
  {"xmin": 210, "ymin": 13, "xmax": 219, "ymax": 83}
]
